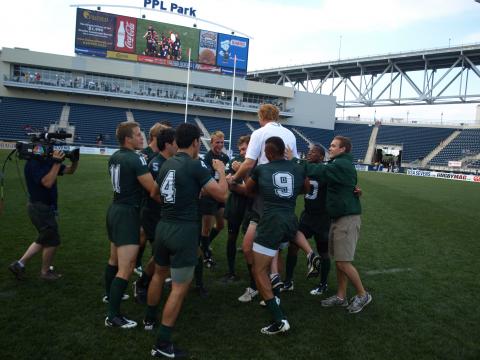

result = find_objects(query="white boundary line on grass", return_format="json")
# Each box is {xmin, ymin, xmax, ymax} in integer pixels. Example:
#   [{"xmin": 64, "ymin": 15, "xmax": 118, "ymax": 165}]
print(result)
[{"xmin": 365, "ymin": 268, "xmax": 413, "ymax": 276}]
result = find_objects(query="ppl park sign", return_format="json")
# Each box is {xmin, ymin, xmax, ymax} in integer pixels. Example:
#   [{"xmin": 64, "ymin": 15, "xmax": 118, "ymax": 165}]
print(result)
[{"xmin": 144, "ymin": 0, "xmax": 197, "ymax": 17}]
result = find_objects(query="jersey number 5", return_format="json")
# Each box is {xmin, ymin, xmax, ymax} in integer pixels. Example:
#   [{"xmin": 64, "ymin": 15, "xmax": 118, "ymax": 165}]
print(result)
[
  {"xmin": 160, "ymin": 170, "xmax": 176, "ymax": 203},
  {"xmin": 305, "ymin": 180, "xmax": 319, "ymax": 200},
  {"xmin": 272, "ymin": 172, "xmax": 294, "ymax": 198}
]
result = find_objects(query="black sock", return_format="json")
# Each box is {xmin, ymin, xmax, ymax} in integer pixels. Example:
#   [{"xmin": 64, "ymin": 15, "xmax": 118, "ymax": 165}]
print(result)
[
  {"xmin": 208, "ymin": 228, "xmax": 220, "ymax": 246},
  {"xmin": 140, "ymin": 271, "xmax": 151, "ymax": 288},
  {"xmin": 194, "ymin": 256, "xmax": 203, "ymax": 287},
  {"xmin": 200, "ymin": 236, "xmax": 210, "ymax": 258},
  {"xmin": 247, "ymin": 263, "xmax": 256, "ymax": 290},
  {"xmin": 320, "ymin": 257, "xmax": 331, "ymax": 285},
  {"xmin": 108, "ymin": 277, "xmax": 128, "ymax": 319},
  {"xmin": 226, "ymin": 232, "xmax": 237, "ymax": 275},
  {"xmin": 104, "ymin": 264, "xmax": 118, "ymax": 297},
  {"xmin": 285, "ymin": 254, "xmax": 298, "ymax": 283}
]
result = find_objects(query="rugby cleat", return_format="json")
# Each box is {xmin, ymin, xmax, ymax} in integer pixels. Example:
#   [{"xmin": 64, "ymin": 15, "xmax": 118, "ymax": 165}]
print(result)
[
  {"xmin": 105, "ymin": 315, "xmax": 137, "ymax": 329},
  {"xmin": 260, "ymin": 319, "xmax": 290, "ymax": 335},
  {"xmin": 151, "ymin": 341, "xmax": 188, "ymax": 358}
]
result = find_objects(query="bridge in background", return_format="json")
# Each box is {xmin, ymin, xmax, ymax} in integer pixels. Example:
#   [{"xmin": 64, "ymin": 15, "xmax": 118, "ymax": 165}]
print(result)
[{"xmin": 247, "ymin": 44, "xmax": 480, "ymax": 108}]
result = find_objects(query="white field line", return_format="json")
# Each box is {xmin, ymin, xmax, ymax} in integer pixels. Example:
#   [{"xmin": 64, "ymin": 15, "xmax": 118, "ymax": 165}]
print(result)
[{"xmin": 365, "ymin": 268, "xmax": 413, "ymax": 276}]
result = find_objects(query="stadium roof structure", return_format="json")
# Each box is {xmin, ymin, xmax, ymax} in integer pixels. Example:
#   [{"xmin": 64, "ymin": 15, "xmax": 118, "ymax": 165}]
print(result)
[{"xmin": 247, "ymin": 44, "xmax": 480, "ymax": 108}]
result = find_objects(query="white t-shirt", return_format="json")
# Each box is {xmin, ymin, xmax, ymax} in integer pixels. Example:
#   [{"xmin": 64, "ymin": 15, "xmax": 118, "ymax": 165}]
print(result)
[{"xmin": 245, "ymin": 122, "xmax": 298, "ymax": 165}]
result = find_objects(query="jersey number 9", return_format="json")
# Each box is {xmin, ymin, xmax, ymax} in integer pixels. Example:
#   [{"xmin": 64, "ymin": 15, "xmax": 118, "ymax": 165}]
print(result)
[{"xmin": 272, "ymin": 172, "xmax": 294, "ymax": 198}]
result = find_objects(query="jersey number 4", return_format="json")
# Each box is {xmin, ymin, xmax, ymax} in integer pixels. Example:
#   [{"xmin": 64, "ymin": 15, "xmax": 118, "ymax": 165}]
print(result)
[
  {"xmin": 272, "ymin": 172, "xmax": 294, "ymax": 198},
  {"xmin": 160, "ymin": 170, "xmax": 176, "ymax": 203}
]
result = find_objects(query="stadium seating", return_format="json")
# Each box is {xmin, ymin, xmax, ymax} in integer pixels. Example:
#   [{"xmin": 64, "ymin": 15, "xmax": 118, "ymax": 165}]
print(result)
[
  {"xmin": 0, "ymin": 97, "xmax": 63, "ymax": 141},
  {"xmin": 2, "ymin": 97, "xmax": 479, "ymax": 171},
  {"xmin": 430, "ymin": 129, "xmax": 480, "ymax": 166},
  {"xmin": 376, "ymin": 125, "xmax": 454, "ymax": 162}
]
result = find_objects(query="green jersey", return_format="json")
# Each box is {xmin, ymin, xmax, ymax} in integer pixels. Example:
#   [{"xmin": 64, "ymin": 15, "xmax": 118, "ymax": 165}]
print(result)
[
  {"xmin": 141, "ymin": 146, "xmax": 157, "ymax": 164},
  {"xmin": 157, "ymin": 152, "xmax": 213, "ymax": 222},
  {"xmin": 295, "ymin": 159, "xmax": 327, "ymax": 215},
  {"xmin": 306, "ymin": 153, "xmax": 361, "ymax": 218},
  {"xmin": 251, "ymin": 159, "xmax": 306, "ymax": 215},
  {"xmin": 108, "ymin": 148, "xmax": 149, "ymax": 207},
  {"xmin": 224, "ymin": 155, "xmax": 250, "ymax": 221},
  {"xmin": 203, "ymin": 150, "xmax": 230, "ymax": 181},
  {"xmin": 144, "ymin": 153, "xmax": 166, "ymax": 210}
]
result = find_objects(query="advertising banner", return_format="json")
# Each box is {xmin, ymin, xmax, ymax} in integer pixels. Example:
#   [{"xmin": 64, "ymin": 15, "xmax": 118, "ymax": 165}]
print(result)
[
  {"xmin": 198, "ymin": 30, "xmax": 218, "ymax": 65},
  {"xmin": 448, "ymin": 161, "xmax": 462, "ymax": 167},
  {"xmin": 114, "ymin": 15, "xmax": 137, "ymax": 53},
  {"xmin": 107, "ymin": 51, "xmax": 138, "ymax": 61},
  {"xmin": 75, "ymin": 8, "xmax": 116, "ymax": 50},
  {"xmin": 406, "ymin": 169, "xmax": 480, "ymax": 183},
  {"xmin": 135, "ymin": 18, "xmax": 199, "ymax": 62},
  {"xmin": 216, "ymin": 34, "xmax": 249, "ymax": 70},
  {"xmin": 74, "ymin": 8, "xmax": 248, "ymax": 75}
]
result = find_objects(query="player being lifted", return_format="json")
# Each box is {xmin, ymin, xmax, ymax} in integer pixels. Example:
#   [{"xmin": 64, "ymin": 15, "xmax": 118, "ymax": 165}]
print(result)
[
  {"xmin": 233, "ymin": 136, "xmax": 308, "ymax": 335},
  {"xmin": 199, "ymin": 131, "xmax": 230, "ymax": 268},
  {"xmin": 146, "ymin": 123, "xmax": 228, "ymax": 358}
]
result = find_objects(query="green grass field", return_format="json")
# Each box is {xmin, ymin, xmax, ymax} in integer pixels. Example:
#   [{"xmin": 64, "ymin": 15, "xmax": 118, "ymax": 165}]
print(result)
[{"xmin": 1, "ymin": 151, "xmax": 479, "ymax": 360}]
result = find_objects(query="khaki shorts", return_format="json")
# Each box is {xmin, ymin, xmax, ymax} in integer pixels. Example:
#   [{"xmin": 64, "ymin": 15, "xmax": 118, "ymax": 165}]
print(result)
[{"xmin": 329, "ymin": 215, "xmax": 361, "ymax": 261}]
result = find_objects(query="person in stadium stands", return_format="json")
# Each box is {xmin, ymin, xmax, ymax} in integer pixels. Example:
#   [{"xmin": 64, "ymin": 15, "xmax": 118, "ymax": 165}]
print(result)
[
  {"xmin": 146, "ymin": 123, "xmax": 228, "ymax": 358},
  {"xmin": 232, "ymin": 136, "xmax": 307, "ymax": 334},
  {"xmin": 8, "ymin": 149, "xmax": 79, "ymax": 281},
  {"xmin": 282, "ymin": 144, "xmax": 331, "ymax": 294},
  {"xmin": 228, "ymin": 104, "xmax": 320, "ymax": 303},
  {"xmin": 103, "ymin": 122, "xmax": 158, "ymax": 329},
  {"xmin": 133, "ymin": 128, "xmax": 178, "ymax": 304},
  {"xmin": 222, "ymin": 135, "xmax": 251, "ymax": 282},
  {"xmin": 199, "ymin": 131, "xmax": 230, "ymax": 269},
  {"xmin": 307, "ymin": 136, "xmax": 372, "ymax": 313},
  {"xmin": 136, "ymin": 123, "xmax": 170, "ymax": 276}
]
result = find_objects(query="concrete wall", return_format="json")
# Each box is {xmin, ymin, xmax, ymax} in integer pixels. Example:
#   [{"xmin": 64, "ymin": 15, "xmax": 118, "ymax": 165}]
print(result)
[{"xmin": 285, "ymin": 91, "xmax": 336, "ymax": 130}]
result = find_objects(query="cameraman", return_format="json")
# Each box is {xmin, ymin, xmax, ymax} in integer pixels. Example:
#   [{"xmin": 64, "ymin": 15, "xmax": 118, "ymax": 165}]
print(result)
[{"xmin": 8, "ymin": 149, "xmax": 78, "ymax": 281}]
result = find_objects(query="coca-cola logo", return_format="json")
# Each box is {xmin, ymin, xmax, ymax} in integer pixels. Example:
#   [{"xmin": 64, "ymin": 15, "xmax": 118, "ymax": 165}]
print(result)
[{"xmin": 125, "ymin": 21, "xmax": 135, "ymax": 49}]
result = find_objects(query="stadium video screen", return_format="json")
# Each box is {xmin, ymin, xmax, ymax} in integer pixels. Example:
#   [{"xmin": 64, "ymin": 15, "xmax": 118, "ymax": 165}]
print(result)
[{"xmin": 74, "ymin": 8, "xmax": 249, "ymax": 76}]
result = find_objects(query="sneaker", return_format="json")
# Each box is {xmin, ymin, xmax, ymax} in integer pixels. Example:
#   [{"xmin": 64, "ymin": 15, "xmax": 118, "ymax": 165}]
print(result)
[
  {"xmin": 310, "ymin": 283, "xmax": 328, "ymax": 296},
  {"xmin": 102, "ymin": 293, "xmax": 130, "ymax": 304},
  {"xmin": 270, "ymin": 274, "xmax": 284, "ymax": 290},
  {"xmin": 40, "ymin": 269, "xmax": 62, "ymax": 281},
  {"xmin": 134, "ymin": 266, "xmax": 143, "ymax": 277},
  {"xmin": 195, "ymin": 285, "xmax": 208, "ymax": 299},
  {"xmin": 347, "ymin": 292, "xmax": 372, "ymax": 314},
  {"xmin": 8, "ymin": 261, "xmax": 25, "ymax": 280},
  {"xmin": 306, "ymin": 253, "xmax": 321, "ymax": 278},
  {"xmin": 143, "ymin": 318, "xmax": 158, "ymax": 331},
  {"xmin": 203, "ymin": 257, "xmax": 216, "ymax": 269},
  {"xmin": 280, "ymin": 281, "xmax": 294, "ymax": 292},
  {"xmin": 133, "ymin": 280, "xmax": 147, "ymax": 304},
  {"xmin": 151, "ymin": 341, "xmax": 188, "ymax": 358},
  {"xmin": 260, "ymin": 319, "xmax": 290, "ymax": 335},
  {"xmin": 259, "ymin": 296, "xmax": 280, "ymax": 307},
  {"xmin": 238, "ymin": 287, "xmax": 258, "ymax": 303},
  {"xmin": 321, "ymin": 295, "xmax": 349, "ymax": 307},
  {"xmin": 105, "ymin": 315, "xmax": 137, "ymax": 329}
]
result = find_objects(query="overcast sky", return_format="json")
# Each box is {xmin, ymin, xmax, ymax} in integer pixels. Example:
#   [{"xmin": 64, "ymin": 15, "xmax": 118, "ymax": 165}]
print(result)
[{"xmin": 1, "ymin": 0, "xmax": 480, "ymax": 123}]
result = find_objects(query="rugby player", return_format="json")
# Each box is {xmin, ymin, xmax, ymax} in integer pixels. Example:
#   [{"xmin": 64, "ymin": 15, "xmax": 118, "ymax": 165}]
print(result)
[
  {"xmin": 133, "ymin": 127, "xmax": 177, "ymax": 303},
  {"xmin": 199, "ymin": 130, "xmax": 230, "ymax": 268},
  {"xmin": 104, "ymin": 122, "xmax": 158, "ymax": 329},
  {"xmin": 146, "ymin": 123, "xmax": 228, "ymax": 357},
  {"xmin": 222, "ymin": 135, "xmax": 250, "ymax": 281},
  {"xmin": 233, "ymin": 136, "xmax": 308, "ymax": 334}
]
